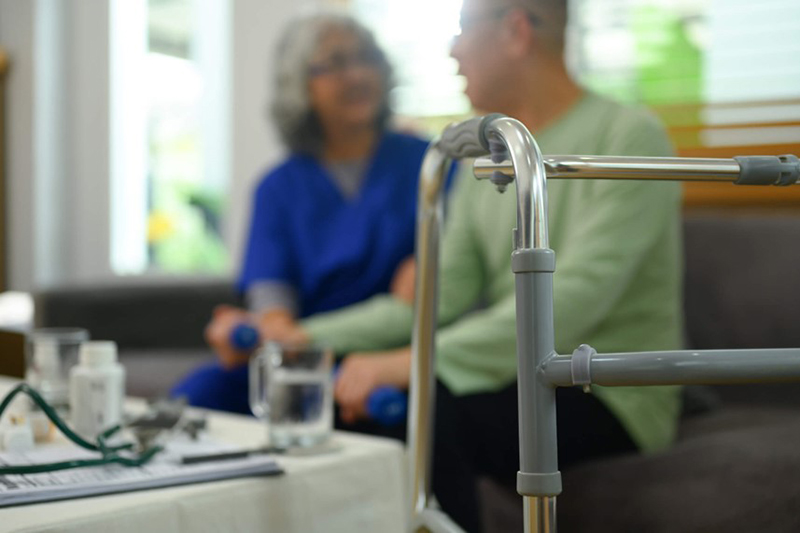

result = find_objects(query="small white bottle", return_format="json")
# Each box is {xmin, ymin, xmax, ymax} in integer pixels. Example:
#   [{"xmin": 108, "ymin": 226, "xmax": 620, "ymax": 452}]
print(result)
[{"xmin": 69, "ymin": 341, "xmax": 125, "ymax": 440}]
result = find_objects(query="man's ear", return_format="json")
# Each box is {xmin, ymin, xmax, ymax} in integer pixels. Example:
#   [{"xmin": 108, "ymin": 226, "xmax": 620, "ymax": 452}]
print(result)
[{"xmin": 503, "ymin": 7, "xmax": 535, "ymax": 58}]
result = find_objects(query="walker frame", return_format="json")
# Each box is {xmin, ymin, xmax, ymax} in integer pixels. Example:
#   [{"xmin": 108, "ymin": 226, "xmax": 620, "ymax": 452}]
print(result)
[{"xmin": 406, "ymin": 115, "xmax": 800, "ymax": 533}]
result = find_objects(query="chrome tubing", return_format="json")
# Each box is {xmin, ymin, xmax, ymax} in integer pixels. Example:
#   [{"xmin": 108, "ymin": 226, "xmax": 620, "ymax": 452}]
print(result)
[
  {"xmin": 525, "ymin": 497, "xmax": 557, "ymax": 533},
  {"xmin": 408, "ymin": 145, "xmax": 449, "ymax": 525},
  {"xmin": 485, "ymin": 118, "xmax": 550, "ymax": 249},
  {"xmin": 475, "ymin": 155, "xmax": 743, "ymax": 182}
]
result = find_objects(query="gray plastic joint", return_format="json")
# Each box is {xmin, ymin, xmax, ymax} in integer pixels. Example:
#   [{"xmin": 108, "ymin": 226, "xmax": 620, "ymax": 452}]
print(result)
[
  {"xmin": 517, "ymin": 471, "xmax": 563, "ymax": 497},
  {"xmin": 437, "ymin": 113, "xmax": 507, "ymax": 159},
  {"xmin": 734, "ymin": 154, "xmax": 800, "ymax": 186},
  {"xmin": 511, "ymin": 249, "xmax": 556, "ymax": 273},
  {"xmin": 571, "ymin": 344, "xmax": 595, "ymax": 393}
]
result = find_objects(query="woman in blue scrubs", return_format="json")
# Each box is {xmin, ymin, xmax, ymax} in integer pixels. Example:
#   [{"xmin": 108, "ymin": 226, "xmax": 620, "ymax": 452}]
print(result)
[{"xmin": 172, "ymin": 12, "xmax": 434, "ymax": 415}]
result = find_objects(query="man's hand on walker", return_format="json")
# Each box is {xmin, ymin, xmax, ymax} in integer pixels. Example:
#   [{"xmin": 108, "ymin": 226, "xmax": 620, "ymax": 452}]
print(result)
[{"xmin": 335, "ymin": 348, "xmax": 412, "ymax": 424}]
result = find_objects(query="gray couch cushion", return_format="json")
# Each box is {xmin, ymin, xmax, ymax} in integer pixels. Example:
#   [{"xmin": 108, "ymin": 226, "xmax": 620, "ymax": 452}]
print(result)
[
  {"xmin": 683, "ymin": 214, "xmax": 800, "ymax": 350},
  {"xmin": 684, "ymin": 213, "xmax": 800, "ymax": 407},
  {"xmin": 482, "ymin": 408, "xmax": 800, "ymax": 533},
  {"xmin": 35, "ymin": 283, "xmax": 240, "ymax": 349},
  {"xmin": 119, "ymin": 348, "xmax": 214, "ymax": 399},
  {"xmin": 558, "ymin": 408, "xmax": 800, "ymax": 533}
]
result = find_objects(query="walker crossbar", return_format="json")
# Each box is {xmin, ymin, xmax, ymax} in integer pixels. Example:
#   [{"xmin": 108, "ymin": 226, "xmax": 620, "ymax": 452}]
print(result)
[
  {"xmin": 407, "ymin": 114, "xmax": 800, "ymax": 533},
  {"xmin": 474, "ymin": 154, "xmax": 800, "ymax": 185},
  {"xmin": 543, "ymin": 348, "xmax": 800, "ymax": 387}
]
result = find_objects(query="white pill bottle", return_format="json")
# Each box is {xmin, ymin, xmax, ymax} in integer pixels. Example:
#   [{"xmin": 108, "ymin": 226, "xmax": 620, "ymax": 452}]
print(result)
[{"xmin": 69, "ymin": 341, "xmax": 125, "ymax": 439}]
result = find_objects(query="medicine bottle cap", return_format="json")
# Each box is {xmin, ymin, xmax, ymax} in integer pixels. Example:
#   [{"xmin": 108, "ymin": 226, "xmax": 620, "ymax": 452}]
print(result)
[{"xmin": 79, "ymin": 341, "xmax": 118, "ymax": 367}]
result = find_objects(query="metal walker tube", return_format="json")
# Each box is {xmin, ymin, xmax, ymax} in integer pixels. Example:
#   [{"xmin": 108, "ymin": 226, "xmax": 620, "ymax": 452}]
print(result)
[
  {"xmin": 407, "ymin": 146, "xmax": 449, "ymax": 520},
  {"xmin": 407, "ymin": 114, "xmax": 800, "ymax": 533},
  {"xmin": 474, "ymin": 154, "xmax": 800, "ymax": 185}
]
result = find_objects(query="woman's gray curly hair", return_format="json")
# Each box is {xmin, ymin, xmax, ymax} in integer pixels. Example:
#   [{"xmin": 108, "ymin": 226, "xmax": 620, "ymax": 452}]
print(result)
[{"xmin": 270, "ymin": 12, "xmax": 395, "ymax": 156}]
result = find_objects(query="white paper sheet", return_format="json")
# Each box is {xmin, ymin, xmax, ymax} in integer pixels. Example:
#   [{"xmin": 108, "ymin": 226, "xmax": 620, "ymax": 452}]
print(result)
[{"xmin": 0, "ymin": 438, "xmax": 282, "ymax": 507}]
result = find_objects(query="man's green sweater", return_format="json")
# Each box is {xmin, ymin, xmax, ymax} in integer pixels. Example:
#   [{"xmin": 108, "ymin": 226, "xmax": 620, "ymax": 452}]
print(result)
[{"xmin": 302, "ymin": 93, "xmax": 684, "ymax": 453}]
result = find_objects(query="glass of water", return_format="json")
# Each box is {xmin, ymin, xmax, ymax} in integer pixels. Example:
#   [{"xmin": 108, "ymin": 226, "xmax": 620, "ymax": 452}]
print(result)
[
  {"xmin": 249, "ymin": 342, "xmax": 333, "ymax": 449},
  {"xmin": 25, "ymin": 328, "xmax": 90, "ymax": 411}
]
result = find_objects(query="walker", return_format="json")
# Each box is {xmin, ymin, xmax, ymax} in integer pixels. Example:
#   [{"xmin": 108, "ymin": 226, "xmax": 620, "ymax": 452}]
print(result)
[{"xmin": 406, "ymin": 114, "xmax": 800, "ymax": 533}]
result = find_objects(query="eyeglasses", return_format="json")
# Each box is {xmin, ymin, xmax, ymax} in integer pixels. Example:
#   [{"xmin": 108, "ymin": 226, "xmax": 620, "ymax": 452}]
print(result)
[{"xmin": 308, "ymin": 49, "xmax": 382, "ymax": 78}]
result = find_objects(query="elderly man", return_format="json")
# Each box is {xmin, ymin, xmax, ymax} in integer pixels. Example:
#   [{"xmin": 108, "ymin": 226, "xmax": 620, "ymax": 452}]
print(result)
[{"xmin": 285, "ymin": 1, "xmax": 682, "ymax": 530}]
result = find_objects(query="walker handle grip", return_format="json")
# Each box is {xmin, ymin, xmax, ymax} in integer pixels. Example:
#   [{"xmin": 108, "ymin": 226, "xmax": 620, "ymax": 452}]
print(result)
[
  {"xmin": 734, "ymin": 154, "xmax": 799, "ymax": 186},
  {"xmin": 437, "ymin": 114, "xmax": 505, "ymax": 159}
]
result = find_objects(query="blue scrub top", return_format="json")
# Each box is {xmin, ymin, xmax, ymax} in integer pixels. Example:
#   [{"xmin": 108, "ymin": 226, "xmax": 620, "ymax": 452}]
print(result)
[{"xmin": 238, "ymin": 131, "xmax": 437, "ymax": 318}]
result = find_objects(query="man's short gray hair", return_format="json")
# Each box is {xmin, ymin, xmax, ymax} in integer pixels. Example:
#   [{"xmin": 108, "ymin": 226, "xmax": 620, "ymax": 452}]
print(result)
[{"xmin": 270, "ymin": 12, "xmax": 394, "ymax": 156}]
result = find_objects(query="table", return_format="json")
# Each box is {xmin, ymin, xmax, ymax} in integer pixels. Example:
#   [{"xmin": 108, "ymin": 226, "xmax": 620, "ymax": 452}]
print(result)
[{"xmin": 0, "ymin": 378, "xmax": 407, "ymax": 533}]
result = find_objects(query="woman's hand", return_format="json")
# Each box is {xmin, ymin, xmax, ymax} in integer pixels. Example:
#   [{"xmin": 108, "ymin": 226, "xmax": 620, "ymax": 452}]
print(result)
[
  {"xmin": 205, "ymin": 306, "xmax": 309, "ymax": 369},
  {"xmin": 335, "ymin": 348, "xmax": 411, "ymax": 424},
  {"xmin": 257, "ymin": 309, "xmax": 309, "ymax": 345},
  {"xmin": 390, "ymin": 256, "xmax": 416, "ymax": 304},
  {"xmin": 205, "ymin": 305, "xmax": 255, "ymax": 369}
]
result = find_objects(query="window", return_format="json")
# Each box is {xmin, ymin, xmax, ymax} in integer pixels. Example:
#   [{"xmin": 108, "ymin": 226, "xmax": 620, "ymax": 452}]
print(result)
[
  {"xmin": 350, "ymin": 0, "xmax": 470, "ymax": 134},
  {"xmin": 111, "ymin": 0, "xmax": 231, "ymax": 276},
  {"xmin": 349, "ymin": 0, "xmax": 799, "ymax": 153},
  {"xmin": 570, "ymin": 0, "xmax": 800, "ymax": 151}
]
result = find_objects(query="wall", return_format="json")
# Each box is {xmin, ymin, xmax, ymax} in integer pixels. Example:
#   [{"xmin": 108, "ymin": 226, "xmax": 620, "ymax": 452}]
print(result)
[
  {"xmin": 0, "ymin": 0, "xmax": 36, "ymax": 290},
  {"xmin": 228, "ymin": 0, "xmax": 319, "ymax": 274}
]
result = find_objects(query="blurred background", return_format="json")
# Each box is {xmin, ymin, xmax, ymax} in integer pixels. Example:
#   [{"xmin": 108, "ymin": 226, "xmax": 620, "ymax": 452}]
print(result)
[{"xmin": 0, "ymin": 0, "xmax": 798, "ymax": 291}]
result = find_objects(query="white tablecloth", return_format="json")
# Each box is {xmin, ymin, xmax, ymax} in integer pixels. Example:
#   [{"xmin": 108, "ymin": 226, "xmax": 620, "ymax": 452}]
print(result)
[{"xmin": 0, "ymin": 379, "xmax": 407, "ymax": 533}]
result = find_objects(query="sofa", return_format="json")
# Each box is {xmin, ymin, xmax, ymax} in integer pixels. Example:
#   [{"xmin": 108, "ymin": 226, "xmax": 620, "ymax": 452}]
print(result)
[
  {"xmin": 35, "ymin": 212, "xmax": 800, "ymax": 532},
  {"xmin": 35, "ymin": 281, "xmax": 240, "ymax": 398}
]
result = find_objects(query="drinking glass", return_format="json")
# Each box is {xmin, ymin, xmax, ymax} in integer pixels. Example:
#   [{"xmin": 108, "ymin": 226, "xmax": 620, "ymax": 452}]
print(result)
[
  {"xmin": 249, "ymin": 342, "xmax": 333, "ymax": 448},
  {"xmin": 25, "ymin": 327, "xmax": 90, "ymax": 410}
]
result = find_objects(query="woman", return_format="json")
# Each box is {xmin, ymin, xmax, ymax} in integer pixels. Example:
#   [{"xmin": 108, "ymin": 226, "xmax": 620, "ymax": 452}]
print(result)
[{"xmin": 172, "ymin": 12, "xmax": 436, "ymax": 415}]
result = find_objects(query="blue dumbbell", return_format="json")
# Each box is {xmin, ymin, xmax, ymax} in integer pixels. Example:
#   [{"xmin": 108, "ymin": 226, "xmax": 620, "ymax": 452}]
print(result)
[
  {"xmin": 230, "ymin": 324, "xmax": 261, "ymax": 351},
  {"xmin": 333, "ymin": 366, "xmax": 408, "ymax": 427},
  {"xmin": 366, "ymin": 386, "xmax": 407, "ymax": 426}
]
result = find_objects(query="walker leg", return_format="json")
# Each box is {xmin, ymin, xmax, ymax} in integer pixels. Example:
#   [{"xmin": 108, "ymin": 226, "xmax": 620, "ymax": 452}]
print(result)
[{"xmin": 525, "ymin": 496, "xmax": 556, "ymax": 533}]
